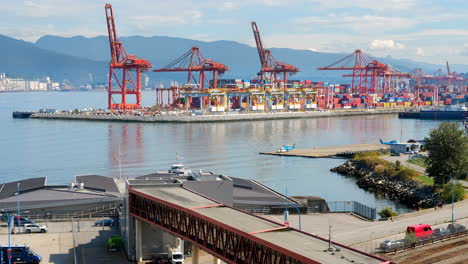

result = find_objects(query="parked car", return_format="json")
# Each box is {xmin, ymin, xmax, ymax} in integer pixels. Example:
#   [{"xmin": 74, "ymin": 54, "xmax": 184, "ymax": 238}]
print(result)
[
  {"xmin": 380, "ymin": 240, "xmax": 404, "ymax": 249},
  {"xmin": 432, "ymin": 227, "xmax": 450, "ymax": 237},
  {"xmin": 95, "ymin": 218, "xmax": 114, "ymax": 226},
  {"xmin": 24, "ymin": 224, "xmax": 48, "ymax": 233},
  {"xmin": 447, "ymin": 223, "xmax": 466, "ymax": 234},
  {"xmin": 1, "ymin": 216, "xmax": 35, "ymax": 226},
  {"xmin": 15, "ymin": 217, "xmax": 36, "ymax": 226},
  {"xmin": 107, "ymin": 236, "xmax": 122, "ymax": 252},
  {"xmin": 0, "ymin": 245, "xmax": 42, "ymax": 263}
]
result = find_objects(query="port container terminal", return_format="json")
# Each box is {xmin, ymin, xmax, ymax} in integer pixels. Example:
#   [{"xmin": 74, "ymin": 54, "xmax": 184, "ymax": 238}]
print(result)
[{"xmin": 61, "ymin": 4, "xmax": 464, "ymax": 116}]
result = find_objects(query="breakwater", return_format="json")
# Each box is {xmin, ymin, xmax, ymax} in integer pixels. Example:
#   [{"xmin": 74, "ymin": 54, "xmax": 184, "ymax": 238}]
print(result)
[
  {"xmin": 331, "ymin": 159, "xmax": 439, "ymax": 209},
  {"xmin": 25, "ymin": 108, "xmax": 403, "ymax": 123}
]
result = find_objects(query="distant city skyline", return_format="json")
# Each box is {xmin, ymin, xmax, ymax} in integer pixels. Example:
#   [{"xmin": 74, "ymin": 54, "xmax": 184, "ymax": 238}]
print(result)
[{"xmin": 3, "ymin": 0, "xmax": 468, "ymax": 65}]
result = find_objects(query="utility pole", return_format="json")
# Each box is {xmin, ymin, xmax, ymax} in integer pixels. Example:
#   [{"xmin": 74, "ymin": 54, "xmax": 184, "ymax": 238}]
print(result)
[
  {"xmin": 450, "ymin": 176, "xmax": 454, "ymax": 223},
  {"xmin": 17, "ymin": 183, "xmax": 21, "ymax": 233}
]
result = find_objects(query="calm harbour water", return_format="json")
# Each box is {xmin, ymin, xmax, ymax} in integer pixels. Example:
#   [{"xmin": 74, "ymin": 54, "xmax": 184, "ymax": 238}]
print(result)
[{"xmin": 0, "ymin": 91, "xmax": 445, "ymax": 213}]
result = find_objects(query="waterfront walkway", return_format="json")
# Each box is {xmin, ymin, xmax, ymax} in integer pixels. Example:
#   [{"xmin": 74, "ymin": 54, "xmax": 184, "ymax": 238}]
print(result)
[{"xmin": 263, "ymin": 198, "xmax": 468, "ymax": 253}]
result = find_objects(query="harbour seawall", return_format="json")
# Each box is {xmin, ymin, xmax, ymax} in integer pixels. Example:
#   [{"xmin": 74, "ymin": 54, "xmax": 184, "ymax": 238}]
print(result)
[
  {"xmin": 331, "ymin": 159, "xmax": 439, "ymax": 209},
  {"xmin": 28, "ymin": 108, "xmax": 403, "ymax": 123}
]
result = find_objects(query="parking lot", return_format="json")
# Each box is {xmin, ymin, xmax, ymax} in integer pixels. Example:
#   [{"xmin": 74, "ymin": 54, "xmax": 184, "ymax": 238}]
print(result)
[{"xmin": 0, "ymin": 219, "xmax": 130, "ymax": 264}]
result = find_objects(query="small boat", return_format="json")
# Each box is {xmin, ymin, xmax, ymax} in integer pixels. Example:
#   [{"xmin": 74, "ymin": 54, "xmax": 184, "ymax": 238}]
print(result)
[
  {"xmin": 156, "ymin": 154, "xmax": 193, "ymax": 176},
  {"xmin": 276, "ymin": 144, "xmax": 295, "ymax": 153}
]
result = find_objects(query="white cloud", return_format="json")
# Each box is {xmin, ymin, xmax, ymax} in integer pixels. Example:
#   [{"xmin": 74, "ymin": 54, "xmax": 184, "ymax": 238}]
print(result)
[
  {"xmin": 308, "ymin": 48, "xmax": 320, "ymax": 52},
  {"xmin": 220, "ymin": 2, "xmax": 236, "ymax": 11},
  {"xmin": 412, "ymin": 29, "xmax": 468, "ymax": 37},
  {"xmin": 416, "ymin": 48, "xmax": 424, "ymax": 56},
  {"xmin": 296, "ymin": 15, "xmax": 416, "ymax": 32},
  {"xmin": 190, "ymin": 34, "xmax": 211, "ymax": 41},
  {"xmin": 256, "ymin": 0, "xmax": 284, "ymax": 6},
  {"xmin": 369, "ymin": 40, "xmax": 404, "ymax": 50},
  {"xmin": 310, "ymin": 0, "xmax": 419, "ymax": 11},
  {"xmin": 129, "ymin": 11, "xmax": 203, "ymax": 32}
]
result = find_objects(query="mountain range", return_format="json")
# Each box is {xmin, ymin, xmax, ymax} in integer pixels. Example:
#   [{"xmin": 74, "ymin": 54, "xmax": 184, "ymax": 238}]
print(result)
[{"xmin": 1, "ymin": 34, "xmax": 463, "ymax": 86}]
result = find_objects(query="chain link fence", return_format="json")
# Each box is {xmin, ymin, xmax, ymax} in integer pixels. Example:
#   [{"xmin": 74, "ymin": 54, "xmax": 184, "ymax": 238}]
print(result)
[{"xmin": 327, "ymin": 201, "xmax": 376, "ymax": 220}]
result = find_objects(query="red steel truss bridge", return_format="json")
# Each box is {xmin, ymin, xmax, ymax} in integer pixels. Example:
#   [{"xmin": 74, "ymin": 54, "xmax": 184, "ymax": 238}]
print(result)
[{"xmin": 129, "ymin": 185, "xmax": 391, "ymax": 264}]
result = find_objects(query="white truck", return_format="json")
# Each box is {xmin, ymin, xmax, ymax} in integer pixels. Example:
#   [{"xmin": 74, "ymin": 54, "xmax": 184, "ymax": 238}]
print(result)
[
  {"xmin": 151, "ymin": 246, "xmax": 184, "ymax": 264},
  {"xmin": 167, "ymin": 247, "xmax": 184, "ymax": 264}
]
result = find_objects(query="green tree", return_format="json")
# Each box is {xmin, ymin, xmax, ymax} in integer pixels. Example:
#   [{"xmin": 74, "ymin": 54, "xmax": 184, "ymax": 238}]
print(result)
[
  {"xmin": 439, "ymin": 182, "xmax": 466, "ymax": 203},
  {"xmin": 378, "ymin": 207, "xmax": 398, "ymax": 219},
  {"xmin": 424, "ymin": 122, "xmax": 468, "ymax": 185}
]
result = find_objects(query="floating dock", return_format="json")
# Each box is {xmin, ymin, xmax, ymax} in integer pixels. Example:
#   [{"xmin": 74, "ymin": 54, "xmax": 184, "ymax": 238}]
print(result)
[{"xmin": 260, "ymin": 144, "xmax": 389, "ymax": 158}]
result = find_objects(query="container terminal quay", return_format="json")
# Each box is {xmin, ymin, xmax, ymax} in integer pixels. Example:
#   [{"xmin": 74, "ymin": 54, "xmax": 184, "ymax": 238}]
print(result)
[{"xmin": 11, "ymin": 4, "xmax": 468, "ymax": 121}]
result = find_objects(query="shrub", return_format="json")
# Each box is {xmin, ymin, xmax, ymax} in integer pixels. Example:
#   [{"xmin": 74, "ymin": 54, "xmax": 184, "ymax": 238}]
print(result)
[
  {"xmin": 405, "ymin": 231, "xmax": 418, "ymax": 246},
  {"xmin": 439, "ymin": 182, "xmax": 466, "ymax": 203},
  {"xmin": 378, "ymin": 207, "xmax": 398, "ymax": 219}
]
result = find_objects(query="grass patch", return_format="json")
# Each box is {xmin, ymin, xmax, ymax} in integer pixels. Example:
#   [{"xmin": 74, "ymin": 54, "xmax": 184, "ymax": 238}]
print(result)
[
  {"xmin": 407, "ymin": 156, "xmax": 428, "ymax": 168},
  {"xmin": 353, "ymin": 152, "xmax": 424, "ymax": 182},
  {"xmin": 415, "ymin": 175, "xmax": 434, "ymax": 186}
]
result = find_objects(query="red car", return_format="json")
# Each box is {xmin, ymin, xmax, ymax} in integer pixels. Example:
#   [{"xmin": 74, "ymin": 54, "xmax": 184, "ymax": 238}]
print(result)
[{"xmin": 407, "ymin": 224, "xmax": 433, "ymax": 239}]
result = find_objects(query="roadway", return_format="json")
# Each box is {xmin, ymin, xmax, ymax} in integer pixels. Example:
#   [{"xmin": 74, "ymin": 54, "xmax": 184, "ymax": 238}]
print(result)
[
  {"xmin": 262, "ymin": 198, "xmax": 468, "ymax": 253},
  {"xmin": 0, "ymin": 220, "xmax": 129, "ymax": 264}
]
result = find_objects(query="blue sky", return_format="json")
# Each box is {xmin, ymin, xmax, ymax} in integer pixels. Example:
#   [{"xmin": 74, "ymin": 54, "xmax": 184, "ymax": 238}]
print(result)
[{"xmin": 3, "ymin": 0, "xmax": 468, "ymax": 65}]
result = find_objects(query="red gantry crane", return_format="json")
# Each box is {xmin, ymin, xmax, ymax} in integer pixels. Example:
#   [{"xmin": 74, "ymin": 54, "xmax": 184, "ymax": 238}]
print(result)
[
  {"xmin": 153, "ymin": 47, "xmax": 229, "ymax": 90},
  {"xmin": 318, "ymin": 49, "xmax": 410, "ymax": 94},
  {"xmin": 105, "ymin": 4, "xmax": 152, "ymax": 110},
  {"xmin": 251, "ymin": 22, "xmax": 299, "ymax": 89}
]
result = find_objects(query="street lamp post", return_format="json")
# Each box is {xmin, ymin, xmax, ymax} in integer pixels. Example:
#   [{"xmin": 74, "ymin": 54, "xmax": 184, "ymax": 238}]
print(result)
[
  {"xmin": 442, "ymin": 174, "xmax": 455, "ymax": 223},
  {"xmin": 287, "ymin": 203, "xmax": 302, "ymax": 231},
  {"xmin": 17, "ymin": 183, "xmax": 21, "ymax": 233},
  {"xmin": 2, "ymin": 209, "xmax": 12, "ymax": 264},
  {"xmin": 449, "ymin": 176, "xmax": 454, "ymax": 223}
]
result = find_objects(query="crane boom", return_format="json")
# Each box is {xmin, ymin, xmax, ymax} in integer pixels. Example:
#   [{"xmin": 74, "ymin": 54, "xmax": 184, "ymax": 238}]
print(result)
[
  {"xmin": 105, "ymin": 4, "xmax": 122, "ymax": 64},
  {"xmin": 251, "ymin": 22, "xmax": 267, "ymax": 68},
  {"xmin": 446, "ymin": 61, "xmax": 451, "ymax": 76}
]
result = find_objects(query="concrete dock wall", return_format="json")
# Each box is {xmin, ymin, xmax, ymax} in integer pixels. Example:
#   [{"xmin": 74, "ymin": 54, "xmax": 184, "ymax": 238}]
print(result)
[{"xmin": 30, "ymin": 109, "xmax": 403, "ymax": 123}]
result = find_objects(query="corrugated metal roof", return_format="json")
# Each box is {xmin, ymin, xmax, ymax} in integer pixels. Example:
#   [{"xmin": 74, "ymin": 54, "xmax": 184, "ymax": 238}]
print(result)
[
  {"xmin": 75, "ymin": 175, "xmax": 120, "ymax": 193},
  {"xmin": 0, "ymin": 177, "xmax": 46, "ymax": 200}
]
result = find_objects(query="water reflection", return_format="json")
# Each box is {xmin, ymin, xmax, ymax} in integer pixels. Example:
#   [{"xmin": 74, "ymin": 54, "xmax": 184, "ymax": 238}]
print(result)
[
  {"xmin": 108, "ymin": 123, "xmax": 144, "ymax": 176},
  {"xmin": 1, "ymin": 92, "xmax": 447, "ymax": 214}
]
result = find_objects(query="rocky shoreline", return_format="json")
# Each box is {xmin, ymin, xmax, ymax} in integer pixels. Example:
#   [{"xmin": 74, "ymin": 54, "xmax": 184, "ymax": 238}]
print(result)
[{"xmin": 331, "ymin": 159, "xmax": 439, "ymax": 209}]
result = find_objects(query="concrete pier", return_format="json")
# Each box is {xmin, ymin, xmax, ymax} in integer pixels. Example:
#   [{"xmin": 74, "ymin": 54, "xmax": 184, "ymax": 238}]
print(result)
[
  {"xmin": 260, "ymin": 144, "xmax": 390, "ymax": 158},
  {"xmin": 24, "ymin": 108, "xmax": 404, "ymax": 123}
]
